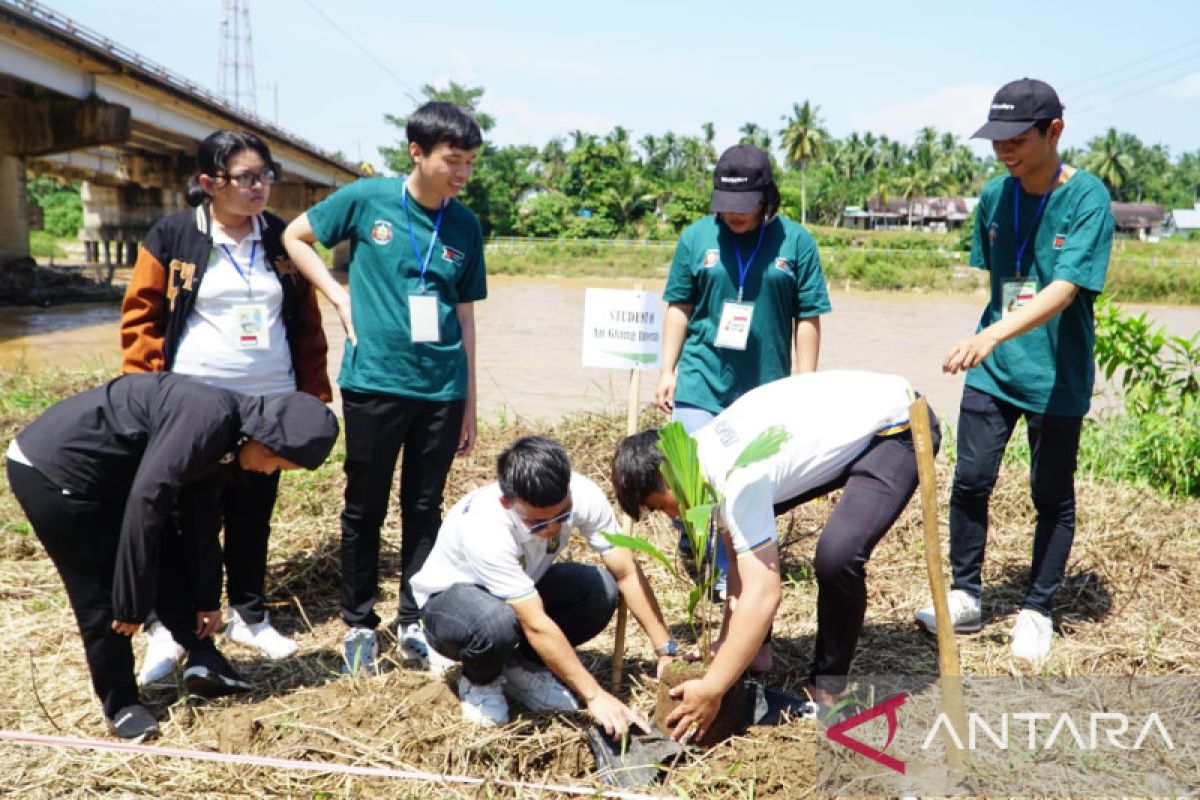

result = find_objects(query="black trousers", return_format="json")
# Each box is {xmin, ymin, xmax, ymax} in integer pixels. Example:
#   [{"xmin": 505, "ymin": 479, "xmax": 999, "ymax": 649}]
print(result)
[
  {"xmin": 774, "ymin": 407, "xmax": 941, "ymax": 695},
  {"xmin": 339, "ymin": 389, "xmax": 464, "ymax": 629},
  {"xmin": 7, "ymin": 459, "xmax": 217, "ymax": 718},
  {"xmin": 210, "ymin": 469, "xmax": 281, "ymax": 624}
]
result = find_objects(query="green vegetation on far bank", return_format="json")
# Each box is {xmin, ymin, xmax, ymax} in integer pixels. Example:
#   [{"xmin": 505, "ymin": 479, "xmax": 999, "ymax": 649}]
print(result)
[{"xmin": 485, "ymin": 226, "xmax": 1200, "ymax": 303}]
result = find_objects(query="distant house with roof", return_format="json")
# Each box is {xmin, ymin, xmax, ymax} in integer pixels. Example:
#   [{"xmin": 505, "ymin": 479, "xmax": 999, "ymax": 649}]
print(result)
[
  {"xmin": 1110, "ymin": 203, "xmax": 1164, "ymax": 240},
  {"xmin": 1165, "ymin": 203, "xmax": 1200, "ymax": 238},
  {"xmin": 841, "ymin": 196, "xmax": 978, "ymax": 232}
]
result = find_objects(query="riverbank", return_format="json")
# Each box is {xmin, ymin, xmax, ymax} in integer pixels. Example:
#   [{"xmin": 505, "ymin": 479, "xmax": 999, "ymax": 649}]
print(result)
[
  {"xmin": 3, "ymin": 280, "xmax": 1195, "ymax": 427},
  {"xmin": 10, "ymin": 226, "xmax": 1200, "ymax": 306}
]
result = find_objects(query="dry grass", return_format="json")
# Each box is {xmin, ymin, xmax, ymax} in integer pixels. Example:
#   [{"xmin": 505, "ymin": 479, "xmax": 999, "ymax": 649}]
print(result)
[{"xmin": 1, "ymin": 373, "xmax": 1197, "ymax": 798}]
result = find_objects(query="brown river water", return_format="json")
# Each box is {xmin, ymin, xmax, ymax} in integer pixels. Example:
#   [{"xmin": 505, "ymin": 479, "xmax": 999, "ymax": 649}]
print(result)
[{"xmin": 1, "ymin": 275, "xmax": 1196, "ymax": 426}]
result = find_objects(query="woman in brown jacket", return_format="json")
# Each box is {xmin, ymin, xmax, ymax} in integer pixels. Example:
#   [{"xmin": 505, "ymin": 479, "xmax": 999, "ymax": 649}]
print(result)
[{"xmin": 121, "ymin": 130, "xmax": 331, "ymax": 679}]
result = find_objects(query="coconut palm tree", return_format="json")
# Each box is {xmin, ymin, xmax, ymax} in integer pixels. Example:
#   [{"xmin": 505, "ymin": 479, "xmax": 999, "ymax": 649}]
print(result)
[
  {"xmin": 778, "ymin": 100, "xmax": 827, "ymax": 224},
  {"xmin": 739, "ymin": 122, "xmax": 772, "ymax": 153},
  {"xmin": 1082, "ymin": 128, "xmax": 1134, "ymax": 200}
]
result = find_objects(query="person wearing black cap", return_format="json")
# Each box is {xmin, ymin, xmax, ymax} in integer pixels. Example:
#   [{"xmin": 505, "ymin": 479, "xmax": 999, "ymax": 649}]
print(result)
[
  {"xmin": 4, "ymin": 373, "xmax": 339, "ymax": 742},
  {"xmin": 914, "ymin": 78, "xmax": 1114, "ymax": 664},
  {"xmin": 655, "ymin": 143, "xmax": 831, "ymax": 593}
]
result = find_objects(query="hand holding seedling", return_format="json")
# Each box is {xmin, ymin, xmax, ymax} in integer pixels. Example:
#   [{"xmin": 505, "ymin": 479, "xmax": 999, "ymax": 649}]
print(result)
[{"xmin": 666, "ymin": 675, "xmax": 722, "ymax": 742}]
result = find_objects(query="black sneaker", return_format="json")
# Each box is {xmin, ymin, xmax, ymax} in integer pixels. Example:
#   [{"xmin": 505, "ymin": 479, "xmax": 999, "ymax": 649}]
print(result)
[
  {"xmin": 183, "ymin": 650, "xmax": 253, "ymax": 698},
  {"xmin": 107, "ymin": 704, "xmax": 159, "ymax": 742}
]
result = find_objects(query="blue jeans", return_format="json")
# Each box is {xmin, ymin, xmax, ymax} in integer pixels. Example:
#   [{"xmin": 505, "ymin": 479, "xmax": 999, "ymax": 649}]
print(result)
[
  {"xmin": 418, "ymin": 562, "xmax": 619, "ymax": 685},
  {"xmin": 949, "ymin": 386, "xmax": 1081, "ymax": 615},
  {"xmin": 672, "ymin": 403, "xmax": 729, "ymax": 588}
]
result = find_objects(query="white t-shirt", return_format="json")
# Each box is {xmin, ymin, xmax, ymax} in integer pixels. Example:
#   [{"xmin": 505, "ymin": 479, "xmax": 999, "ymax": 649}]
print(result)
[
  {"xmin": 694, "ymin": 370, "xmax": 915, "ymax": 555},
  {"xmin": 172, "ymin": 216, "xmax": 295, "ymax": 395},
  {"xmin": 411, "ymin": 473, "xmax": 618, "ymax": 607}
]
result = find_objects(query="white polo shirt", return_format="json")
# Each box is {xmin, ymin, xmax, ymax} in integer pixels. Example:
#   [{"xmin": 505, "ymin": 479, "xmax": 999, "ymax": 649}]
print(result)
[
  {"xmin": 172, "ymin": 216, "xmax": 295, "ymax": 395},
  {"xmin": 411, "ymin": 472, "xmax": 617, "ymax": 607},
  {"xmin": 694, "ymin": 370, "xmax": 915, "ymax": 555}
]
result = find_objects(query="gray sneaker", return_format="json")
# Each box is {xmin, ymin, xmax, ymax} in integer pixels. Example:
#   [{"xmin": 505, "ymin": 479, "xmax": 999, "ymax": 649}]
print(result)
[
  {"xmin": 107, "ymin": 704, "xmax": 159, "ymax": 743},
  {"xmin": 502, "ymin": 660, "xmax": 579, "ymax": 712},
  {"xmin": 914, "ymin": 589, "xmax": 982, "ymax": 634},
  {"xmin": 341, "ymin": 628, "xmax": 379, "ymax": 676}
]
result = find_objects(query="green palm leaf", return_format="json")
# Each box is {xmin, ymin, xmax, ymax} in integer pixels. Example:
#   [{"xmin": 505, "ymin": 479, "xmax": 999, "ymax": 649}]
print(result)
[{"xmin": 600, "ymin": 531, "xmax": 677, "ymax": 577}]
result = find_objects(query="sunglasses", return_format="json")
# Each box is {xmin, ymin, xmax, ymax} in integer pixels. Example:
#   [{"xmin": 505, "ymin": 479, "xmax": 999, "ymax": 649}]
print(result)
[{"xmin": 524, "ymin": 508, "xmax": 574, "ymax": 535}]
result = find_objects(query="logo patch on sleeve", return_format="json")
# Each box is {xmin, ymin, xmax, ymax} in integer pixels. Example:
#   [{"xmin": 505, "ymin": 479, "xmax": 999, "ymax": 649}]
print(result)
[
  {"xmin": 702, "ymin": 249, "xmax": 720, "ymax": 268},
  {"xmin": 1053, "ymin": 233, "xmax": 1066, "ymax": 250},
  {"xmin": 988, "ymin": 223, "xmax": 999, "ymax": 243},
  {"xmin": 773, "ymin": 257, "xmax": 795, "ymax": 275},
  {"xmin": 441, "ymin": 245, "xmax": 465, "ymax": 266},
  {"xmin": 370, "ymin": 220, "xmax": 393, "ymax": 245}
]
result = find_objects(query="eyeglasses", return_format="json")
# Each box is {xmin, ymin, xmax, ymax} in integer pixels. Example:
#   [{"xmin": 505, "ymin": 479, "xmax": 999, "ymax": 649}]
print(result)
[
  {"xmin": 525, "ymin": 508, "xmax": 574, "ymax": 535},
  {"xmin": 218, "ymin": 169, "xmax": 276, "ymax": 189}
]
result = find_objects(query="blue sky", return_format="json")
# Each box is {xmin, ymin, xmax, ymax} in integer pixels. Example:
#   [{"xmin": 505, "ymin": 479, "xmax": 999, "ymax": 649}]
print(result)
[{"xmin": 41, "ymin": 1, "xmax": 1200, "ymax": 172}]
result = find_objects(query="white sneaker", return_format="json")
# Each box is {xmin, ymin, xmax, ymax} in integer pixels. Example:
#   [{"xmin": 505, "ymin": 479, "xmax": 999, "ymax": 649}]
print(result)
[
  {"xmin": 501, "ymin": 660, "xmax": 579, "ymax": 712},
  {"xmin": 915, "ymin": 589, "xmax": 982, "ymax": 635},
  {"xmin": 137, "ymin": 621, "xmax": 184, "ymax": 685},
  {"xmin": 398, "ymin": 622, "xmax": 456, "ymax": 678},
  {"xmin": 224, "ymin": 611, "xmax": 298, "ymax": 660},
  {"xmin": 458, "ymin": 675, "xmax": 509, "ymax": 727},
  {"xmin": 1010, "ymin": 609, "xmax": 1053, "ymax": 664}
]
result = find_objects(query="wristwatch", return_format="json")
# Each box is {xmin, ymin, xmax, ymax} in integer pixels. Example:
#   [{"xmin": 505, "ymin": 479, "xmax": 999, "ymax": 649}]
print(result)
[{"xmin": 654, "ymin": 638, "xmax": 679, "ymax": 657}]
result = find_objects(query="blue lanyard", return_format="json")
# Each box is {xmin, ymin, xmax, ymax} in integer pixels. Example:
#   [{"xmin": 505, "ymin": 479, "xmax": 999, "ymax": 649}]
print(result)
[
  {"xmin": 219, "ymin": 240, "xmax": 258, "ymax": 300},
  {"xmin": 732, "ymin": 222, "xmax": 767, "ymax": 302},
  {"xmin": 403, "ymin": 187, "xmax": 447, "ymax": 291},
  {"xmin": 1012, "ymin": 163, "xmax": 1062, "ymax": 278}
]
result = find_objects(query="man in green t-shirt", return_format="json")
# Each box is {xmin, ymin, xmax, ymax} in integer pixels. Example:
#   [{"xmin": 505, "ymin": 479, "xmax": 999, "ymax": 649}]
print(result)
[
  {"xmin": 915, "ymin": 79, "xmax": 1114, "ymax": 664},
  {"xmin": 283, "ymin": 102, "xmax": 487, "ymax": 676}
]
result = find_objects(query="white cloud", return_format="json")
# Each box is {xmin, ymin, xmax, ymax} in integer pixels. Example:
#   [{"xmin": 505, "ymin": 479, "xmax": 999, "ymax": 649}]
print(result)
[
  {"xmin": 848, "ymin": 83, "xmax": 996, "ymax": 154},
  {"xmin": 1160, "ymin": 71, "xmax": 1200, "ymax": 99}
]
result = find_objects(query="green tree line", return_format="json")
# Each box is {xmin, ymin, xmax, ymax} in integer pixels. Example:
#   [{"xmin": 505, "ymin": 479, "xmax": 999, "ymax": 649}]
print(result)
[{"xmin": 381, "ymin": 83, "xmax": 1200, "ymax": 238}]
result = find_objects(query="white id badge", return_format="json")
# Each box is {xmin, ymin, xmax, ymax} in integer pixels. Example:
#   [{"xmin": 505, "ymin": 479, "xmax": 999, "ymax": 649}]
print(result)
[
  {"xmin": 409, "ymin": 293, "xmax": 440, "ymax": 343},
  {"xmin": 714, "ymin": 301, "xmax": 754, "ymax": 350},
  {"xmin": 233, "ymin": 303, "xmax": 269, "ymax": 350},
  {"xmin": 1001, "ymin": 279, "xmax": 1038, "ymax": 319}
]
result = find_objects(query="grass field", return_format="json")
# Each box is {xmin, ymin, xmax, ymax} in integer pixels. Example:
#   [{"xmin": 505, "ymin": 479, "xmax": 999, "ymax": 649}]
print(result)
[{"xmin": 1, "ymin": 369, "xmax": 1197, "ymax": 797}]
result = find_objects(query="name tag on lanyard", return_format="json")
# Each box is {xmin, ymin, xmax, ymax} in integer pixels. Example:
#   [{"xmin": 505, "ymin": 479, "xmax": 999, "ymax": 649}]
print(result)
[
  {"xmin": 713, "ymin": 222, "xmax": 765, "ymax": 351},
  {"xmin": 221, "ymin": 242, "xmax": 268, "ymax": 349},
  {"xmin": 404, "ymin": 188, "xmax": 447, "ymax": 345},
  {"xmin": 1005, "ymin": 166, "xmax": 1060, "ymax": 320}
]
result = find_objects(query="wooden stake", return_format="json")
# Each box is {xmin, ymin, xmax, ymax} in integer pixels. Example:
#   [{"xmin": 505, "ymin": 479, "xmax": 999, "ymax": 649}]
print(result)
[
  {"xmin": 909, "ymin": 395, "xmax": 967, "ymax": 770},
  {"xmin": 610, "ymin": 285, "xmax": 644, "ymax": 691}
]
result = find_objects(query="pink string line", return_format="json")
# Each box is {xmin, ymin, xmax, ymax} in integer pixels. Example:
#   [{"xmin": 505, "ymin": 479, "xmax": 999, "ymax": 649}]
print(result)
[{"xmin": 0, "ymin": 729, "xmax": 669, "ymax": 800}]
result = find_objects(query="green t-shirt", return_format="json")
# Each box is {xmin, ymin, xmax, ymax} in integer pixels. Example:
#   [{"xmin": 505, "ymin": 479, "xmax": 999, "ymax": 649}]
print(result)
[
  {"xmin": 663, "ymin": 215, "xmax": 831, "ymax": 414},
  {"xmin": 967, "ymin": 169, "xmax": 1114, "ymax": 416},
  {"xmin": 308, "ymin": 177, "xmax": 487, "ymax": 400}
]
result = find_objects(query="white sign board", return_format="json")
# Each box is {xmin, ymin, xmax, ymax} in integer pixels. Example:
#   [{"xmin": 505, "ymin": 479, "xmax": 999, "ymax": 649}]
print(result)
[{"xmin": 581, "ymin": 288, "xmax": 663, "ymax": 371}]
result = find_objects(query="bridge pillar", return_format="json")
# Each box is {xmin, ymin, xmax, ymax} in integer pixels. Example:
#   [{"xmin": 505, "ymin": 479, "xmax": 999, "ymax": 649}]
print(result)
[
  {"xmin": 0, "ymin": 96, "xmax": 131, "ymax": 270},
  {"xmin": 270, "ymin": 181, "xmax": 350, "ymax": 268},
  {"xmin": 0, "ymin": 154, "xmax": 30, "ymax": 264},
  {"xmin": 80, "ymin": 182, "xmax": 182, "ymax": 268}
]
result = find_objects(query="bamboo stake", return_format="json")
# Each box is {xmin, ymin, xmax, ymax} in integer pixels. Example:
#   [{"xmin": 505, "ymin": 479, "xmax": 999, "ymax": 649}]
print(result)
[
  {"xmin": 610, "ymin": 284, "xmax": 644, "ymax": 691},
  {"xmin": 909, "ymin": 395, "xmax": 967, "ymax": 771}
]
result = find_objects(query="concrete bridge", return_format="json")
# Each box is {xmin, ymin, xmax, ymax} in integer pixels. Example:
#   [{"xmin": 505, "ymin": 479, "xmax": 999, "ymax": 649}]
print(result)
[{"xmin": 0, "ymin": 0, "xmax": 363, "ymax": 269}]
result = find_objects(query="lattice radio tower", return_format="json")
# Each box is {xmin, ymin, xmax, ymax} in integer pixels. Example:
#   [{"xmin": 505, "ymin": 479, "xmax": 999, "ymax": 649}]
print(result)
[{"xmin": 217, "ymin": 0, "xmax": 257, "ymax": 113}]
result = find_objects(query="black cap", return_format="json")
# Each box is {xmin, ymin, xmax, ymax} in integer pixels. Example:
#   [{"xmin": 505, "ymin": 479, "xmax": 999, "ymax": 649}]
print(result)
[
  {"xmin": 711, "ymin": 144, "xmax": 774, "ymax": 214},
  {"xmin": 239, "ymin": 392, "xmax": 338, "ymax": 469},
  {"xmin": 972, "ymin": 78, "xmax": 1064, "ymax": 141}
]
